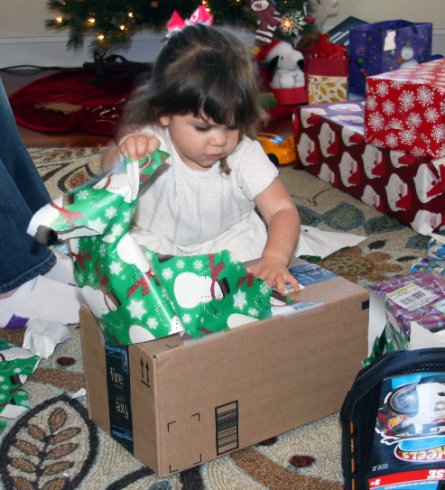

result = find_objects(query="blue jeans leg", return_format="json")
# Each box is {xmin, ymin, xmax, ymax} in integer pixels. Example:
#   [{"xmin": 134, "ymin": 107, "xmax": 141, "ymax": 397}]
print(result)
[{"xmin": 0, "ymin": 77, "xmax": 55, "ymax": 293}]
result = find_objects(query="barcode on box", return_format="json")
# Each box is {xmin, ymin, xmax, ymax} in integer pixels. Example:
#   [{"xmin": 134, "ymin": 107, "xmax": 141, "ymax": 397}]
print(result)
[
  {"xmin": 387, "ymin": 283, "xmax": 438, "ymax": 311},
  {"xmin": 399, "ymin": 290, "xmax": 427, "ymax": 304},
  {"xmin": 215, "ymin": 401, "xmax": 239, "ymax": 455}
]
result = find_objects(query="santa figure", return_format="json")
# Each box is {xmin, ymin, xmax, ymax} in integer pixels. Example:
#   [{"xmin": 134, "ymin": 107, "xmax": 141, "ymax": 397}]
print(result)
[{"xmin": 247, "ymin": 0, "xmax": 282, "ymax": 46}]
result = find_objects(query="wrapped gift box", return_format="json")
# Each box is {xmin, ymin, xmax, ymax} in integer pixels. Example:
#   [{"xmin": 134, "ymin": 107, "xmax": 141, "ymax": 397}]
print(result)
[
  {"xmin": 364, "ymin": 58, "xmax": 445, "ymax": 160},
  {"xmin": 294, "ymin": 100, "xmax": 445, "ymax": 234}
]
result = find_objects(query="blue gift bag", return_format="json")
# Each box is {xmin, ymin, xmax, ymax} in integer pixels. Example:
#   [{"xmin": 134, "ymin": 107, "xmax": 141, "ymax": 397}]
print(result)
[{"xmin": 348, "ymin": 20, "xmax": 432, "ymax": 96}]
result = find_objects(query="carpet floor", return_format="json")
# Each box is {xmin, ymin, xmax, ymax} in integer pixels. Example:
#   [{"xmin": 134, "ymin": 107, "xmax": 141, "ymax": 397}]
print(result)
[{"xmin": 0, "ymin": 148, "xmax": 430, "ymax": 489}]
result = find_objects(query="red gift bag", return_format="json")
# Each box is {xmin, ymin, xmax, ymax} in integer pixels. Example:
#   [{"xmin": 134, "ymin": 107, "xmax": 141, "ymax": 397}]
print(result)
[{"xmin": 305, "ymin": 34, "xmax": 348, "ymax": 104}]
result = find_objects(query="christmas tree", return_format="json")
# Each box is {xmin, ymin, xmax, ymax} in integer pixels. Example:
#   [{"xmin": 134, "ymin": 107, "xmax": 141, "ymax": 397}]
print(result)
[{"xmin": 46, "ymin": 0, "xmax": 319, "ymax": 57}]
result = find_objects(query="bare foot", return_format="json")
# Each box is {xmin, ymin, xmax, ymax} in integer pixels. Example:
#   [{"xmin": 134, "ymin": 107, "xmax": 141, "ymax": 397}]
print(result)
[{"xmin": 0, "ymin": 289, "xmax": 16, "ymax": 299}]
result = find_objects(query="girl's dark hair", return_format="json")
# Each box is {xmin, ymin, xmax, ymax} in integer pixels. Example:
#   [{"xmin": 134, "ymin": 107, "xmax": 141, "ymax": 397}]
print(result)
[{"xmin": 123, "ymin": 24, "xmax": 267, "ymax": 139}]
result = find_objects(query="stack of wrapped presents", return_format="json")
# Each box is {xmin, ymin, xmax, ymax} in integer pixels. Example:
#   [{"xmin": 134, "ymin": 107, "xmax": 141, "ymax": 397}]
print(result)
[{"xmin": 294, "ymin": 57, "xmax": 445, "ymax": 235}]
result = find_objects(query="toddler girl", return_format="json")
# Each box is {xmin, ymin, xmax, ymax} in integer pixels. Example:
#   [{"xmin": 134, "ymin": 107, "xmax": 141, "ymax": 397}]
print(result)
[{"xmin": 103, "ymin": 24, "xmax": 300, "ymax": 295}]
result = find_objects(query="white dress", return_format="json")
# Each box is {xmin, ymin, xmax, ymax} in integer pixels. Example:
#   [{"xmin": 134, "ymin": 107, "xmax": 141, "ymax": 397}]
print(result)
[{"xmin": 132, "ymin": 126, "xmax": 279, "ymax": 262}]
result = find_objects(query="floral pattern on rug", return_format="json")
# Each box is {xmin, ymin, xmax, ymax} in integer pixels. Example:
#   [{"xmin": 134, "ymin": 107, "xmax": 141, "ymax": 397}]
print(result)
[
  {"xmin": 318, "ymin": 247, "xmax": 403, "ymax": 284},
  {"xmin": 29, "ymin": 147, "xmax": 103, "ymax": 196}
]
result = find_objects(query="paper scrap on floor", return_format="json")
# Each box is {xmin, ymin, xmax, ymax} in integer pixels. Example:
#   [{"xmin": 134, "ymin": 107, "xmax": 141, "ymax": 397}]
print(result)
[{"xmin": 295, "ymin": 225, "xmax": 366, "ymax": 259}]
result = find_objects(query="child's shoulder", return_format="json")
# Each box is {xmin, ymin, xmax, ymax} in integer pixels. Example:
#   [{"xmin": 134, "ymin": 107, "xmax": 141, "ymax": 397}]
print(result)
[
  {"xmin": 232, "ymin": 136, "xmax": 262, "ymax": 158},
  {"xmin": 229, "ymin": 136, "xmax": 269, "ymax": 167},
  {"xmin": 229, "ymin": 135, "xmax": 279, "ymax": 181}
]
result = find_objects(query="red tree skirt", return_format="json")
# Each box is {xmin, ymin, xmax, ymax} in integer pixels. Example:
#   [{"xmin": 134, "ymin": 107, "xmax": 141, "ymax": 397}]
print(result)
[
  {"xmin": 9, "ymin": 68, "xmax": 142, "ymax": 137},
  {"xmin": 10, "ymin": 66, "xmax": 306, "ymax": 135}
]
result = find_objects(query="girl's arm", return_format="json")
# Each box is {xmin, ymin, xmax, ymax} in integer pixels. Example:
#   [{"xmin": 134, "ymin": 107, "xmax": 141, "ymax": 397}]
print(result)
[{"xmin": 247, "ymin": 178, "xmax": 301, "ymax": 295}]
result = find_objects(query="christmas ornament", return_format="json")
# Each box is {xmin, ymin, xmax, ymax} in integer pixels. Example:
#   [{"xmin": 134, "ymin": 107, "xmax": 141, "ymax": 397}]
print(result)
[
  {"xmin": 280, "ymin": 3, "xmax": 315, "ymax": 40},
  {"xmin": 247, "ymin": 0, "xmax": 282, "ymax": 46}
]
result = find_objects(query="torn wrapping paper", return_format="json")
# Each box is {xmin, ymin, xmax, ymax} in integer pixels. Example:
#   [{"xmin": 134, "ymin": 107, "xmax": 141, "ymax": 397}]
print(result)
[
  {"xmin": 295, "ymin": 225, "xmax": 366, "ymax": 259},
  {"xmin": 146, "ymin": 250, "xmax": 272, "ymax": 338},
  {"xmin": 28, "ymin": 152, "xmax": 275, "ymax": 345},
  {"xmin": 365, "ymin": 310, "xmax": 410, "ymax": 367},
  {"xmin": 0, "ymin": 339, "xmax": 40, "ymax": 418},
  {"xmin": 0, "ymin": 275, "xmax": 81, "ymax": 328},
  {"xmin": 23, "ymin": 319, "xmax": 72, "ymax": 359},
  {"xmin": 410, "ymin": 235, "xmax": 445, "ymax": 275},
  {"xmin": 366, "ymin": 297, "xmax": 445, "ymax": 367}
]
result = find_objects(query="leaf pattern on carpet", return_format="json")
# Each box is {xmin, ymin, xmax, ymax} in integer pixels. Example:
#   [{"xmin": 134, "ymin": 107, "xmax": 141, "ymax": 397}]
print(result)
[
  {"xmin": 28, "ymin": 368, "xmax": 85, "ymax": 394},
  {"xmin": 0, "ymin": 394, "xmax": 98, "ymax": 490}
]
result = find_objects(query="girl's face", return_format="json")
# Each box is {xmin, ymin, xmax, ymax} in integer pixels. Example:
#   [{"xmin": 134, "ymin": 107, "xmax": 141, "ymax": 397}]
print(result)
[{"xmin": 159, "ymin": 113, "xmax": 240, "ymax": 171}]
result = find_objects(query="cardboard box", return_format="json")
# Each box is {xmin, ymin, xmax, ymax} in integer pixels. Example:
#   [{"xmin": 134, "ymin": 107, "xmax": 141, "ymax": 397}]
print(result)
[
  {"xmin": 365, "ymin": 58, "xmax": 445, "ymax": 160},
  {"xmin": 294, "ymin": 100, "xmax": 445, "ymax": 235},
  {"xmin": 81, "ymin": 265, "xmax": 369, "ymax": 476}
]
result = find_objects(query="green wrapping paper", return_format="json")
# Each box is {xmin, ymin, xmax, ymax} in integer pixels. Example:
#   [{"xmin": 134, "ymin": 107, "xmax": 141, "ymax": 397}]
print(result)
[
  {"xmin": 363, "ymin": 319, "xmax": 410, "ymax": 368},
  {"xmin": 148, "ymin": 250, "xmax": 272, "ymax": 338},
  {"xmin": 28, "ymin": 152, "xmax": 274, "ymax": 345},
  {"xmin": 0, "ymin": 339, "xmax": 40, "ymax": 416}
]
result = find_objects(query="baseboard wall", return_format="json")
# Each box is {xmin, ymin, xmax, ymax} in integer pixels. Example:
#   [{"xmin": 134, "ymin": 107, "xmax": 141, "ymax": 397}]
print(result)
[{"xmin": 1, "ymin": 27, "xmax": 444, "ymax": 70}]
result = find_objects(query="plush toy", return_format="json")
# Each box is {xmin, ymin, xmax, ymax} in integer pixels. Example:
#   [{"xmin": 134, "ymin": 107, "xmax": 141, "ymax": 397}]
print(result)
[
  {"xmin": 309, "ymin": 0, "xmax": 339, "ymax": 30},
  {"xmin": 257, "ymin": 39, "xmax": 305, "ymax": 89}
]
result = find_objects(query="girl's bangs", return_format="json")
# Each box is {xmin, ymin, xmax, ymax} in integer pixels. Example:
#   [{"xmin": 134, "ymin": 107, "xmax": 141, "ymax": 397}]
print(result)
[{"xmin": 201, "ymin": 89, "xmax": 254, "ymax": 130}]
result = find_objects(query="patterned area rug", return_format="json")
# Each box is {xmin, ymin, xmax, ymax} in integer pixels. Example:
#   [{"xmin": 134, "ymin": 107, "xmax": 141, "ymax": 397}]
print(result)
[{"xmin": 0, "ymin": 148, "xmax": 430, "ymax": 490}]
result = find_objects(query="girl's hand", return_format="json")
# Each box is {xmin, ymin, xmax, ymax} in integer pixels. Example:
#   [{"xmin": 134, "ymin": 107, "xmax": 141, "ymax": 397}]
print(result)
[
  {"xmin": 100, "ymin": 132, "xmax": 161, "ymax": 172},
  {"xmin": 247, "ymin": 256, "xmax": 300, "ymax": 296},
  {"xmin": 119, "ymin": 133, "xmax": 161, "ymax": 161}
]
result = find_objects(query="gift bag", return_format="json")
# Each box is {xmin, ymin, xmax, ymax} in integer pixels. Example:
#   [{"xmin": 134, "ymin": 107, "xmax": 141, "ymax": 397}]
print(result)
[
  {"xmin": 305, "ymin": 34, "xmax": 348, "ymax": 104},
  {"xmin": 348, "ymin": 20, "xmax": 432, "ymax": 96}
]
